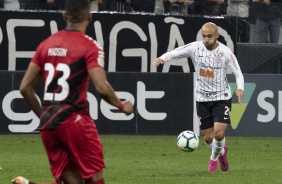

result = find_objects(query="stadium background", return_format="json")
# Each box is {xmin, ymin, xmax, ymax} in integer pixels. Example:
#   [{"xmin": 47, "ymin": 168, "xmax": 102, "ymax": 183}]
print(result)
[{"xmin": 0, "ymin": 10, "xmax": 282, "ymax": 136}]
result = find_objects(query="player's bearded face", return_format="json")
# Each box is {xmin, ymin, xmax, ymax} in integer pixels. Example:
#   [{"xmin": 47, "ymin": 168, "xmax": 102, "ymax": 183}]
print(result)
[
  {"xmin": 203, "ymin": 38, "xmax": 217, "ymax": 50},
  {"xmin": 201, "ymin": 29, "xmax": 218, "ymax": 50}
]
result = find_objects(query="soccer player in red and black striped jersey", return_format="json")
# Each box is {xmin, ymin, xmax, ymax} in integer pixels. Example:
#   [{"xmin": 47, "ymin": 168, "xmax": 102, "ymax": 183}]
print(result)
[
  {"xmin": 12, "ymin": 0, "xmax": 133, "ymax": 184},
  {"xmin": 153, "ymin": 22, "xmax": 244, "ymax": 173}
]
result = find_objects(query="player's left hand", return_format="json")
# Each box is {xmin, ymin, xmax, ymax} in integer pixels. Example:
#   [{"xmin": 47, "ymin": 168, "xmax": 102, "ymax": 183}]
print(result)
[{"xmin": 236, "ymin": 89, "xmax": 244, "ymax": 104}]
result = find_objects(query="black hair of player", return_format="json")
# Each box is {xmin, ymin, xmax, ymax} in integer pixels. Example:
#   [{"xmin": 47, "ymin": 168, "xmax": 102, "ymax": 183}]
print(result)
[{"xmin": 64, "ymin": 0, "xmax": 90, "ymax": 23}]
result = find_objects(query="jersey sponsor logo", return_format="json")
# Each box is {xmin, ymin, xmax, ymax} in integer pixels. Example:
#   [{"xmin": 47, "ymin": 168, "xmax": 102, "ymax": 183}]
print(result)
[
  {"xmin": 199, "ymin": 68, "xmax": 214, "ymax": 78},
  {"xmin": 200, "ymin": 91, "xmax": 217, "ymax": 98},
  {"xmin": 48, "ymin": 48, "xmax": 68, "ymax": 57}
]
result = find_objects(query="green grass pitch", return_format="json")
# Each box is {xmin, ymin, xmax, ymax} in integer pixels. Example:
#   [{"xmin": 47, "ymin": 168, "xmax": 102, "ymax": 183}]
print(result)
[{"xmin": 0, "ymin": 134, "xmax": 281, "ymax": 184}]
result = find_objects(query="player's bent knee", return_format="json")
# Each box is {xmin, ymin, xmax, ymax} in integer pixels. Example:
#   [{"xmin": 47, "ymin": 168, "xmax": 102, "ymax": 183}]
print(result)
[
  {"xmin": 203, "ymin": 136, "xmax": 213, "ymax": 144},
  {"xmin": 214, "ymin": 132, "xmax": 225, "ymax": 141}
]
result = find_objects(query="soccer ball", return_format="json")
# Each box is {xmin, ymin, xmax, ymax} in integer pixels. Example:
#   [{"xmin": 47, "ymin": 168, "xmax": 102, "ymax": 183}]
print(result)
[{"xmin": 177, "ymin": 130, "xmax": 199, "ymax": 152}]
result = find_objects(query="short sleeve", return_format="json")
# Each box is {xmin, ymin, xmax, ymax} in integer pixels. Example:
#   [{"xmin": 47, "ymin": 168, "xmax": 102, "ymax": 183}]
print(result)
[
  {"xmin": 31, "ymin": 42, "xmax": 45, "ymax": 69},
  {"xmin": 85, "ymin": 39, "xmax": 105, "ymax": 70}
]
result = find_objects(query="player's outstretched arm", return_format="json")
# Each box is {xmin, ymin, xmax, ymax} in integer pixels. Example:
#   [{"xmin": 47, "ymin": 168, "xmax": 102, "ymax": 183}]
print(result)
[
  {"xmin": 152, "ymin": 58, "xmax": 165, "ymax": 67},
  {"xmin": 88, "ymin": 67, "xmax": 133, "ymax": 115}
]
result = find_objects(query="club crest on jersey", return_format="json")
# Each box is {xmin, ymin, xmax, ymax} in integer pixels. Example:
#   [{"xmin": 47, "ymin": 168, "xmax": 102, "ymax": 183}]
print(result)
[{"xmin": 213, "ymin": 53, "xmax": 223, "ymax": 64}]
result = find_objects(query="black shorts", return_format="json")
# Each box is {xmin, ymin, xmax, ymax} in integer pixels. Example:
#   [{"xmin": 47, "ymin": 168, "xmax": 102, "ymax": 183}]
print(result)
[{"xmin": 196, "ymin": 99, "xmax": 231, "ymax": 130}]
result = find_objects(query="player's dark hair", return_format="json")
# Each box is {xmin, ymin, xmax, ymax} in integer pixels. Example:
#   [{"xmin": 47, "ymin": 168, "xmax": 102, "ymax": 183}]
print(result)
[{"xmin": 64, "ymin": 0, "xmax": 90, "ymax": 23}]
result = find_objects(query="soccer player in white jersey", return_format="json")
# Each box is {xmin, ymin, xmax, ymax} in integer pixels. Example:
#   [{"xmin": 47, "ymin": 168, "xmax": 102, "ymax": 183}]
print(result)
[{"xmin": 153, "ymin": 22, "xmax": 244, "ymax": 172}]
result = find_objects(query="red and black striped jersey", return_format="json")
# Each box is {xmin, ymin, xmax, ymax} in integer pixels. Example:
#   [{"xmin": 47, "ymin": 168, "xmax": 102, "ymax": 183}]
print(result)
[{"xmin": 32, "ymin": 30, "xmax": 104, "ymax": 130}]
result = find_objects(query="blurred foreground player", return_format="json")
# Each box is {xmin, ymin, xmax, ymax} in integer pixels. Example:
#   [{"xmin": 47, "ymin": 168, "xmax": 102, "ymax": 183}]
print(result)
[{"xmin": 12, "ymin": 0, "xmax": 133, "ymax": 183}]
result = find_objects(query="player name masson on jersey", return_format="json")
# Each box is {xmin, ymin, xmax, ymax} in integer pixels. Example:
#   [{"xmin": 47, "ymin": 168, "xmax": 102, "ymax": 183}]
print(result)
[{"xmin": 48, "ymin": 48, "xmax": 68, "ymax": 57}]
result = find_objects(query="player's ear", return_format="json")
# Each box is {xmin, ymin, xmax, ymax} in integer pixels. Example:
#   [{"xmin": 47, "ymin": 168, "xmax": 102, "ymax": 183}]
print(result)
[
  {"xmin": 62, "ymin": 11, "xmax": 67, "ymax": 21},
  {"xmin": 87, "ymin": 12, "xmax": 92, "ymax": 22}
]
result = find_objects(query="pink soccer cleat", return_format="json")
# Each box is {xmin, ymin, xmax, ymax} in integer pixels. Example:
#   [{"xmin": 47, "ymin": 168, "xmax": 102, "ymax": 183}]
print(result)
[
  {"xmin": 11, "ymin": 176, "xmax": 29, "ymax": 184},
  {"xmin": 219, "ymin": 145, "xmax": 229, "ymax": 171},
  {"xmin": 208, "ymin": 159, "xmax": 218, "ymax": 172}
]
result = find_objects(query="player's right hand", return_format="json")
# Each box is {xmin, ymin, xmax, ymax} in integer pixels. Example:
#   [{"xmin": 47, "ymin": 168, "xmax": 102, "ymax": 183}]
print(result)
[
  {"xmin": 152, "ymin": 58, "xmax": 165, "ymax": 67},
  {"xmin": 122, "ymin": 101, "xmax": 134, "ymax": 115}
]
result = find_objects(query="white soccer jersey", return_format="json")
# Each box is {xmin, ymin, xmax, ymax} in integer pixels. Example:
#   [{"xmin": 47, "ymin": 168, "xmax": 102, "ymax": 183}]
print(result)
[{"xmin": 160, "ymin": 41, "xmax": 244, "ymax": 102}]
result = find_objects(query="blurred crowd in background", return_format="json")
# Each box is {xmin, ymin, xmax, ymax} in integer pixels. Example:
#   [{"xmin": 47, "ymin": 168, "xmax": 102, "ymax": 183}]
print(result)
[{"xmin": 0, "ymin": 0, "xmax": 282, "ymax": 44}]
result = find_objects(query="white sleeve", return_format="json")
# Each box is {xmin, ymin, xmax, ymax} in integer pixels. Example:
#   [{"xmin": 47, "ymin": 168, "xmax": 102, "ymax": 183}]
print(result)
[
  {"xmin": 235, "ymin": 72, "xmax": 244, "ymax": 91},
  {"xmin": 159, "ymin": 43, "xmax": 193, "ymax": 62},
  {"xmin": 228, "ymin": 53, "xmax": 244, "ymax": 90}
]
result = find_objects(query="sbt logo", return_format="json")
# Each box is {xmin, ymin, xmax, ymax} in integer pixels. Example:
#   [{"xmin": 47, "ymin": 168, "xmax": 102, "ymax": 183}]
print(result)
[
  {"xmin": 2, "ymin": 81, "xmax": 167, "ymax": 133},
  {"xmin": 257, "ymin": 90, "xmax": 282, "ymax": 123}
]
